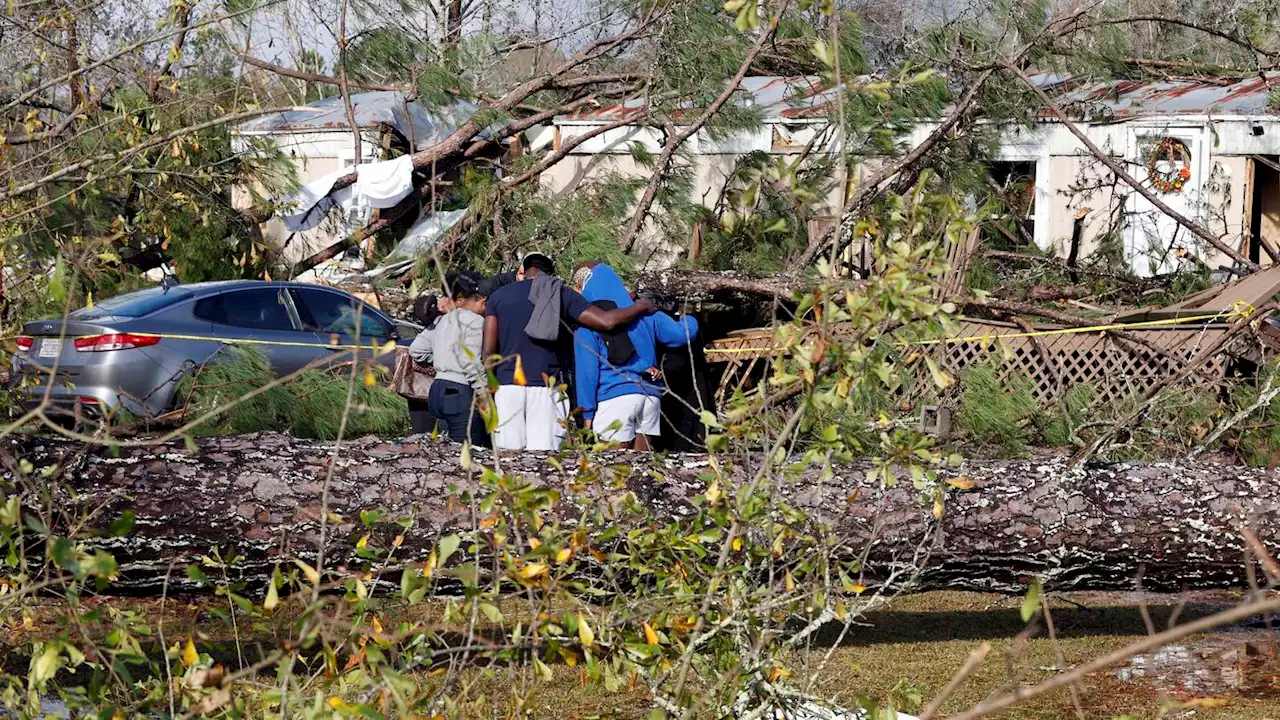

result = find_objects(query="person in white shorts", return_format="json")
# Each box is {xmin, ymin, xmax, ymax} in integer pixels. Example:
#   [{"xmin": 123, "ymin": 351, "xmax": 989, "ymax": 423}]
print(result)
[
  {"xmin": 481, "ymin": 253, "xmax": 656, "ymax": 451},
  {"xmin": 573, "ymin": 263, "xmax": 700, "ymax": 450}
]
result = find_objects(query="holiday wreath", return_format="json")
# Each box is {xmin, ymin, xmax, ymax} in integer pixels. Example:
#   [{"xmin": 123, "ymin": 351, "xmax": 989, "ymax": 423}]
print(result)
[{"xmin": 1147, "ymin": 136, "xmax": 1192, "ymax": 193}]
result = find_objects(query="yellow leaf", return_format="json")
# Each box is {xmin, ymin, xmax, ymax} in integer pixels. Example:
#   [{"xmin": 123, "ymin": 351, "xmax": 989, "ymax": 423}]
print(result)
[
  {"xmin": 372, "ymin": 616, "xmax": 383, "ymax": 634},
  {"xmin": 578, "ymin": 612, "xmax": 595, "ymax": 648},
  {"xmin": 643, "ymin": 622, "xmax": 660, "ymax": 646},
  {"xmin": 519, "ymin": 563, "xmax": 547, "ymax": 580},
  {"xmin": 182, "ymin": 638, "xmax": 199, "ymax": 666},
  {"xmin": 328, "ymin": 696, "xmax": 346, "ymax": 710},
  {"xmin": 1183, "ymin": 698, "xmax": 1230, "ymax": 709},
  {"xmin": 784, "ymin": 570, "xmax": 796, "ymax": 592},
  {"xmin": 555, "ymin": 547, "xmax": 572, "ymax": 564},
  {"xmin": 424, "ymin": 550, "xmax": 437, "ymax": 578},
  {"xmin": 356, "ymin": 535, "xmax": 369, "ymax": 551},
  {"xmin": 263, "ymin": 576, "xmax": 279, "ymax": 612},
  {"xmin": 846, "ymin": 583, "xmax": 866, "ymax": 595},
  {"xmin": 294, "ymin": 559, "xmax": 320, "ymax": 586},
  {"xmin": 85, "ymin": 292, "xmax": 93, "ymax": 309},
  {"xmin": 933, "ymin": 493, "xmax": 944, "ymax": 520},
  {"xmin": 946, "ymin": 476, "xmax": 975, "ymax": 490},
  {"xmin": 732, "ymin": 536, "xmax": 742, "ymax": 552},
  {"xmin": 363, "ymin": 368, "xmax": 377, "ymax": 387},
  {"xmin": 528, "ymin": 537, "xmax": 542, "ymax": 550},
  {"xmin": 705, "ymin": 481, "xmax": 722, "ymax": 505},
  {"xmin": 513, "ymin": 355, "xmax": 527, "ymax": 386}
]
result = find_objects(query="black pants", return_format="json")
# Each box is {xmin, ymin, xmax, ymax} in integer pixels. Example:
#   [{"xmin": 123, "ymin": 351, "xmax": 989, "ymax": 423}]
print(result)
[
  {"xmin": 426, "ymin": 379, "xmax": 490, "ymax": 447},
  {"xmin": 407, "ymin": 398, "xmax": 436, "ymax": 434}
]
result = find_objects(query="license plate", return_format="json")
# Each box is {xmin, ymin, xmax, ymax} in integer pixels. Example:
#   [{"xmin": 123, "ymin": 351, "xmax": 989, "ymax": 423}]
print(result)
[{"xmin": 38, "ymin": 339, "xmax": 62, "ymax": 358}]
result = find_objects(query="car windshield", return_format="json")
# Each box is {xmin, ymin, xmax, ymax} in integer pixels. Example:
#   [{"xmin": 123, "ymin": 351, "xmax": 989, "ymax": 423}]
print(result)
[{"xmin": 70, "ymin": 286, "xmax": 193, "ymax": 319}]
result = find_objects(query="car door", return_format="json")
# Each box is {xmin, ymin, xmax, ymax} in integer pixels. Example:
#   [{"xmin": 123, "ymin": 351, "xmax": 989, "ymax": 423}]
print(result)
[
  {"xmin": 288, "ymin": 287, "xmax": 397, "ymax": 370},
  {"xmin": 194, "ymin": 287, "xmax": 330, "ymax": 376}
]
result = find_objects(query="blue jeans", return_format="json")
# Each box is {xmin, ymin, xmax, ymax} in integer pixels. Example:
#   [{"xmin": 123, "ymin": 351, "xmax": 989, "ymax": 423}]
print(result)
[{"xmin": 426, "ymin": 379, "xmax": 489, "ymax": 447}]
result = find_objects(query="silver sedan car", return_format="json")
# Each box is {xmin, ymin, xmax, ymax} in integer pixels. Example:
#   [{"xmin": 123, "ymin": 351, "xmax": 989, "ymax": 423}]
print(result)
[{"xmin": 10, "ymin": 280, "xmax": 421, "ymax": 421}]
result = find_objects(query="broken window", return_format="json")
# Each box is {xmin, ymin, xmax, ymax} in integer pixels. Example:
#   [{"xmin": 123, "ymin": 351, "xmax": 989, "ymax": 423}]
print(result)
[{"xmin": 983, "ymin": 161, "xmax": 1036, "ymax": 248}]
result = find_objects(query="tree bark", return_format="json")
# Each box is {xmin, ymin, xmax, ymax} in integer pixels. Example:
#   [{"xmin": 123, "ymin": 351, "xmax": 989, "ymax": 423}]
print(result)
[{"xmin": 10, "ymin": 434, "xmax": 1280, "ymax": 595}]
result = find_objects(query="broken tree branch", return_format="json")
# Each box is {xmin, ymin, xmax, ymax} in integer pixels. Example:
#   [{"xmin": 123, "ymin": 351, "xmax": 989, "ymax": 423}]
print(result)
[
  {"xmin": 1070, "ymin": 303, "xmax": 1277, "ymax": 464},
  {"xmin": 617, "ymin": 7, "xmax": 784, "ymax": 253},
  {"xmin": 241, "ymin": 55, "xmax": 407, "ymax": 92}
]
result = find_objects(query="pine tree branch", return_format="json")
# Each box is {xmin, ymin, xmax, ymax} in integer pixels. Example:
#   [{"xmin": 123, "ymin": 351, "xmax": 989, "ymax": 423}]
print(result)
[
  {"xmin": 503, "ymin": 109, "xmax": 653, "ymax": 187},
  {"xmin": 0, "ymin": 108, "xmax": 290, "ymax": 205},
  {"xmin": 617, "ymin": 7, "xmax": 785, "ymax": 254},
  {"xmin": 240, "ymin": 55, "xmax": 407, "ymax": 92},
  {"xmin": 244, "ymin": 21, "xmax": 658, "ymax": 227}
]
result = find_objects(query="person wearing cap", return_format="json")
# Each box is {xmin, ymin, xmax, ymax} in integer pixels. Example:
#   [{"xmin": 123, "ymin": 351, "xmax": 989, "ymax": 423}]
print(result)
[
  {"xmin": 409, "ymin": 270, "xmax": 491, "ymax": 447},
  {"xmin": 482, "ymin": 252, "xmax": 657, "ymax": 451}
]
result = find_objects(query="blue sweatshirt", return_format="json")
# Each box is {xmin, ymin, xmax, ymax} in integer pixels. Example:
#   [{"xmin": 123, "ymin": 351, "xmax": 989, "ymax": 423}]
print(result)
[{"xmin": 574, "ymin": 265, "xmax": 700, "ymax": 421}]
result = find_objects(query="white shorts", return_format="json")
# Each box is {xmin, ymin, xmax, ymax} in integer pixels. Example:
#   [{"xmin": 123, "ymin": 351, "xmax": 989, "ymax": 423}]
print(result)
[
  {"xmin": 593, "ymin": 394, "xmax": 661, "ymax": 442},
  {"xmin": 493, "ymin": 385, "xmax": 569, "ymax": 451}
]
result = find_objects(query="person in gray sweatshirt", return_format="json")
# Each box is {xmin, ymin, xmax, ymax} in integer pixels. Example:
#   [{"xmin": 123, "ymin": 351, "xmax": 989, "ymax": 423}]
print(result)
[{"xmin": 409, "ymin": 271, "xmax": 490, "ymax": 447}]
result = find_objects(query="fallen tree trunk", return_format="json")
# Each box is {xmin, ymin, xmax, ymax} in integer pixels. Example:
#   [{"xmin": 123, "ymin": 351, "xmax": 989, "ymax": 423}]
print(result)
[{"xmin": 8, "ymin": 433, "xmax": 1280, "ymax": 595}]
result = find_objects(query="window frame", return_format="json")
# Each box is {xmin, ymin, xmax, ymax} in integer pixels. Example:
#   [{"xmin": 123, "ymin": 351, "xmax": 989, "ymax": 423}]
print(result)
[
  {"xmin": 195, "ymin": 288, "xmax": 305, "ymax": 333},
  {"xmin": 288, "ymin": 287, "xmax": 393, "ymax": 341}
]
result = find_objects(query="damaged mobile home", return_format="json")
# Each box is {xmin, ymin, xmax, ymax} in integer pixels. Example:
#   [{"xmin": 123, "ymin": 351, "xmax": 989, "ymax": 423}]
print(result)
[
  {"xmin": 534, "ymin": 73, "xmax": 1280, "ymax": 277},
  {"xmin": 235, "ymin": 74, "xmax": 1280, "ymax": 282}
]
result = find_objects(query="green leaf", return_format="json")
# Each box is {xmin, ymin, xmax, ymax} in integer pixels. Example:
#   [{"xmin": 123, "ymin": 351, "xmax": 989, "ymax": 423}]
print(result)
[
  {"xmin": 924, "ymin": 357, "xmax": 953, "ymax": 390},
  {"xmin": 106, "ymin": 511, "xmax": 135, "ymax": 537},
  {"xmin": 1021, "ymin": 579, "xmax": 1043, "ymax": 623},
  {"xmin": 48, "ymin": 257, "xmax": 67, "ymax": 305},
  {"xmin": 437, "ymin": 534, "xmax": 461, "ymax": 566},
  {"xmin": 360, "ymin": 510, "xmax": 383, "ymax": 527},
  {"xmin": 699, "ymin": 410, "xmax": 722, "ymax": 429},
  {"xmin": 400, "ymin": 567, "xmax": 417, "ymax": 599},
  {"xmin": 479, "ymin": 602, "xmax": 503, "ymax": 623},
  {"xmin": 534, "ymin": 657, "xmax": 554, "ymax": 682},
  {"xmin": 31, "ymin": 644, "xmax": 59, "ymax": 686},
  {"xmin": 763, "ymin": 218, "xmax": 788, "ymax": 234}
]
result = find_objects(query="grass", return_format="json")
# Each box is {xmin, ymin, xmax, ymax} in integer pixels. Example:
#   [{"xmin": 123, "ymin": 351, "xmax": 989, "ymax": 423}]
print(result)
[{"xmin": 13, "ymin": 590, "xmax": 1280, "ymax": 719}]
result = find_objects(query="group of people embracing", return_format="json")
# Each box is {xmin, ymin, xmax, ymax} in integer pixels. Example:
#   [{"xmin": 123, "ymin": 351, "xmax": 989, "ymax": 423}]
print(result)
[{"xmin": 405, "ymin": 252, "xmax": 706, "ymax": 452}]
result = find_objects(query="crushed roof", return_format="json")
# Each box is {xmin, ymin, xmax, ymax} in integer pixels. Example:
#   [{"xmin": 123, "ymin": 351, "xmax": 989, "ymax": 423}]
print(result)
[
  {"xmin": 1036, "ymin": 73, "xmax": 1280, "ymax": 120},
  {"xmin": 235, "ymin": 91, "xmax": 480, "ymax": 150}
]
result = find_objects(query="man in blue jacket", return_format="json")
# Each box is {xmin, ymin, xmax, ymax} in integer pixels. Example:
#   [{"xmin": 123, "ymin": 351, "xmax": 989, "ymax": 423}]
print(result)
[{"xmin": 573, "ymin": 263, "xmax": 700, "ymax": 450}]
